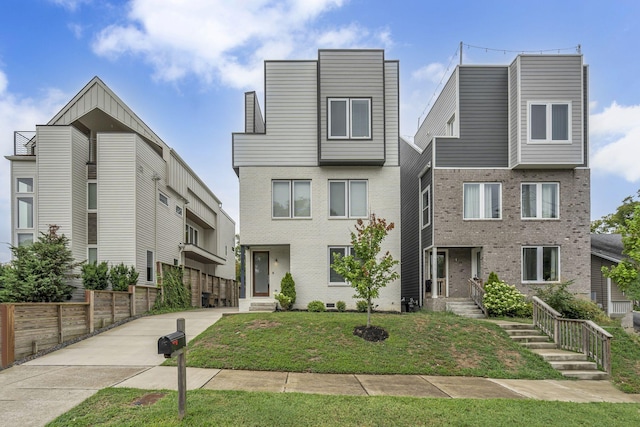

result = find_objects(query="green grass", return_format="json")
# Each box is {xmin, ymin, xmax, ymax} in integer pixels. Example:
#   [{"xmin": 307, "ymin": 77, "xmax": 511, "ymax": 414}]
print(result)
[
  {"xmin": 167, "ymin": 311, "xmax": 563, "ymax": 379},
  {"xmin": 48, "ymin": 388, "xmax": 640, "ymax": 427},
  {"xmin": 608, "ymin": 326, "xmax": 640, "ymax": 393}
]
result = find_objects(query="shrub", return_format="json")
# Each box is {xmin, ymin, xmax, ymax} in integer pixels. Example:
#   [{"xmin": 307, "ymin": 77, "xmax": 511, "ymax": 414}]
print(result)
[
  {"xmin": 82, "ymin": 261, "xmax": 109, "ymax": 290},
  {"xmin": 274, "ymin": 291, "xmax": 292, "ymax": 311},
  {"xmin": 154, "ymin": 266, "xmax": 190, "ymax": 310},
  {"xmin": 280, "ymin": 272, "xmax": 296, "ymax": 305},
  {"xmin": 487, "ymin": 271, "xmax": 500, "ymax": 285},
  {"xmin": 483, "ymin": 280, "xmax": 528, "ymax": 317},
  {"xmin": 356, "ymin": 300, "xmax": 369, "ymax": 313},
  {"xmin": 307, "ymin": 300, "xmax": 326, "ymax": 312},
  {"xmin": 336, "ymin": 300, "xmax": 346, "ymax": 312},
  {"xmin": 534, "ymin": 281, "xmax": 609, "ymax": 322},
  {"xmin": 109, "ymin": 263, "xmax": 131, "ymax": 292},
  {"xmin": 127, "ymin": 266, "xmax": 139, "ymax": 287}
]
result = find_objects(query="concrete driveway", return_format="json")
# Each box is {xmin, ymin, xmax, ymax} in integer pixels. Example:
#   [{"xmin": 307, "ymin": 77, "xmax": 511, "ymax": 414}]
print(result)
[{"xmin": 0, "ymin": 308, "xmax": 236, "ymax": 427}]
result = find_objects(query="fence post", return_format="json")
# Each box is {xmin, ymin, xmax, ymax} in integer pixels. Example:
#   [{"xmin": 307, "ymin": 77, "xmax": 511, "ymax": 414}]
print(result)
[
  {"xmin": 58, "ymin": 304, "xmax": 64, "ymax": 343},
  {"xmin": 553, "ymin": 318, "xmax": 559, "ymax": 347},
  {"xmin": 129, "ymin": 285, "xmax": 136, "ymax": 317},
  {"xmin": 111, "ymin": 292, "xmax": 116, "ymax": 324},
  {"xmin": 85, "ymin": 290, "xmax": 95, "ymax": 333},
  {"xmin": 1, "ymin": 304, "xmax": 16, "ymax": 368}
]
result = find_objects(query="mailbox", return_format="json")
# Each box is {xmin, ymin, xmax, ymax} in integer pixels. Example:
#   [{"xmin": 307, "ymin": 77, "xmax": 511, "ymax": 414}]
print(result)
[{"xmin": 158, "ymin": 331, "xmax": 186, "ymax": 358}]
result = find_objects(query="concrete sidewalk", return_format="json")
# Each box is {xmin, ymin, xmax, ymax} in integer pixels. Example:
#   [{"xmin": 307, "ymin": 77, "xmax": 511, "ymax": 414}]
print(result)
[
  {"xmin": 2, "ymin": 307, "xmax": 640, "ymax": 427},
  {"xmin": 0, "ymin": 308, "xmax": 235, "ymax": 427}
]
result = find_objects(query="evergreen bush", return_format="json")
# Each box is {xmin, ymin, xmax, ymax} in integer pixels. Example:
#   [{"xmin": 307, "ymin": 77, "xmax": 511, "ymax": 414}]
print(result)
[
  {"xmin": 307, "ymin": 300, "xmax": 326, "ymax": 312},
  {"xmin": 82, "ymin": 261, "xmax": 109, "ymax": 290},
  {"xmin": 109, "ymin": 263, "xmax": 131, "ymax": 292},
  {"xmin": 280, "ymin": 272, "xmax": 296, "ymax": 305},
  {"xmin": 336, "ymin": 300, "xmax": 346, "ymax": 312}
]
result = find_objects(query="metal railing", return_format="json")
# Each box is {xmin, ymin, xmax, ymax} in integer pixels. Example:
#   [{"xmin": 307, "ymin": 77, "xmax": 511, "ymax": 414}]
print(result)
[
  {"xmin": 14, "ymin": 131, "xmax": 36, "ymax": 155},
  {"xmin": 532, "ymin": 296, "xmax": 612, "ymax": 374},
  {"xmin": 468, "ymin": 278, "xmax": 487, "ymax": 317}
]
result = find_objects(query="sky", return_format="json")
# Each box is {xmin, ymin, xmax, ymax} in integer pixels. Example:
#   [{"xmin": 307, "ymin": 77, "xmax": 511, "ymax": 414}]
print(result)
[{"xmin": 1, "ymin": 0, "xmax": 640, "ymax": 262}]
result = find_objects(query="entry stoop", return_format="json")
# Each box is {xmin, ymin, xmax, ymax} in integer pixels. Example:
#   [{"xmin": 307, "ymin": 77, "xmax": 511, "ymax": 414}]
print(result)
[
  {"xmin": 248, "ymin": 301, "xmax": 277, "ymax": 312},
  {"xmin": 445, "ymin": 300, "xmax": 486, "ymax": 319},
  {"xmin": 499, "ymin": 323, "xmax": 609, "ymax": 380}
]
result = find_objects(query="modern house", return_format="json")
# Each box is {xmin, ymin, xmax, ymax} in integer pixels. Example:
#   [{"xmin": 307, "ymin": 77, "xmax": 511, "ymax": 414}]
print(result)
[
  {"xmin": 401, "ymin": 54, "xmax": 591, "ymax": 309},
  {"xmin": 233, "ymin": 50, "xmax": 401, "ymax": 312},
  {"xmin": 591, "ymin": 233, "xmax": 634, "ymax": 317},
  {"xmin": 7, "ymin": 77, "xmax": 236, "ymax": 300}
]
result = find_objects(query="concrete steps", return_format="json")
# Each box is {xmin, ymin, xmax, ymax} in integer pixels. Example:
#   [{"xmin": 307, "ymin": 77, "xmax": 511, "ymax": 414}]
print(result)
[
  {"xmin": 498, "ymin": 323, "xmax": 609, "ymax": 380},
  {"xmin": 446, "ymin": 300, "xmax": 486, "ymax": 319},
  {"xmin": 248, "ymin": 302, "xmax": 276, "ymax": 312}
]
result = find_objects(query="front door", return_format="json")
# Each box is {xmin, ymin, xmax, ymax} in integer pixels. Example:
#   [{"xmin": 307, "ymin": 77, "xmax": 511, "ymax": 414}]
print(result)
[
  {"xmin": 425, "ymin": 250, "xmax": 448, "ymax": 297},
  {"xmin": 253, "ymin": 251, "xmax": 269, "ymax": 296}
]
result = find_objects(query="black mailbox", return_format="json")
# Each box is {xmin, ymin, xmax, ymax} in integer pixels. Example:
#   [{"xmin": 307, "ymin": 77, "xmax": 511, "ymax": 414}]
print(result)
[{"xmin": 158, "ymin": 331, "xmax": 186, "ymax": 358}]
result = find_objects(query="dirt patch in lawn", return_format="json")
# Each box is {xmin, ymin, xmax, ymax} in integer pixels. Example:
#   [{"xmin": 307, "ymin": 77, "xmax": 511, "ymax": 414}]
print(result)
[
  {"xmin": 354, "ymin": 325, "xmax": 389, "ymax": 342},
  {"xmin": 131, "ymin": 393, "xmax": 166, "ymax": 407},
  {"xmin": 246, "ymin": 319, "xmax": 282, "ymax": 330}
]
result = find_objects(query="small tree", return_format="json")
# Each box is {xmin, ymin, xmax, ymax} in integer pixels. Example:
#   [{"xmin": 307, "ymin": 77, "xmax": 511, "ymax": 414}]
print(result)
[
  {"xmin": 280, "ymin": 272, "xmax": 296, "ymax": 305},
  {"xmin": 109, "ymin": 263, "xmax": 131, "ymax": 292},
  {"xmin": 0, "ymin": 225, "xmax": 78, "ymax": 302},
  {"xmin": 602, "ymin": 205, "xmax": 640, "ymax": 302},
  {"xmin": 82, "ymin": 261, "xmax": 109, "ymax": 290},
  {"xmin": 331, "ymin": 214, "xmax": 399, "ymax": 327}
]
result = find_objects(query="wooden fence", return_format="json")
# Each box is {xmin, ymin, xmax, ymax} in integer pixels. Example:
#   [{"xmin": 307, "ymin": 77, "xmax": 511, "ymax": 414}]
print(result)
[
  {"xmin": 532, "ymin": 296, "xmax": 613, "ymax": 374},
  {"xmin": 1, "ymin": 285, "xmax": 158, "ymax": 369},
  {"xmin": 159, "ymin": 264, "xmax": 238, "ymax": 308}
]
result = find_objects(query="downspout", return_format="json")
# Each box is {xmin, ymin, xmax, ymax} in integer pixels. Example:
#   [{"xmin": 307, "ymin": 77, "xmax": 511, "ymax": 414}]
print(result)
[
  {"xmin": 240, "ymin": 245, "xmax": 246, "ymax": 299},
  {"xmin": 152, "ymin": 173, "xmax": 161, "ymax": 281}
]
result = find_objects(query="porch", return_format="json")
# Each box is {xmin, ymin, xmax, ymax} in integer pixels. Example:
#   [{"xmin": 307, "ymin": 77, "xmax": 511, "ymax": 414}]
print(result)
[{"xmin": 239, "ymin": 244, "xmax": 290, "ymax": 312}]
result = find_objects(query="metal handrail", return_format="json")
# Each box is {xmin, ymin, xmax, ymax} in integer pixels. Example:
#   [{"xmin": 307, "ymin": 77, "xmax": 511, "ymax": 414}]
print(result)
[{"xmin": 14, "ymin": 131, "xmax": 36, "ymax": 155}]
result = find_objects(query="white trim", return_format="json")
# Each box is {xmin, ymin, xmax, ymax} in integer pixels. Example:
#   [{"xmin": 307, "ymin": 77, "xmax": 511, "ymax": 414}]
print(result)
[
  {"xmin": 158, "ymin": 191, "xmax": 169, "ymax": 207},
  {"xmin": 421, "ymin": 185, "xmax": 431, "ymax": 229},
  {"xmin": 328, "ymin": 179, "xmax": 368, "ymax": 219},
  {"xmin": 327, "ymin": 97, "xmax": 371, "ymax": 139},
  {"xmin": 521, "ymin": 245, "xmax": 561, "ymax": 283},
  {"xmin": 463, "ymin": 182, "xmax": 502, "ymax": 220},
  {"xmin": 471, "ymin": 247, "xmax": 482, "ymax": 279},
  {"xmin": 520, "ymin": 182, "xmax": 560, "ymax": 220},
  {"xmin": 328, "ymin": 245, "xmax": 353, "ymax": 286},
  {"xmin": 527, "ymin": 101, "xmax": 572, "ymax": 144},
  {"xmin": 272, "ymin": 179, "xmax": 312, "ymax": 219}
]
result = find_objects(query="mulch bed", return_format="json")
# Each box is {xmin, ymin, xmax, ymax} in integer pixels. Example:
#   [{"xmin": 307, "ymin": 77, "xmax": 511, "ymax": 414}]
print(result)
[{"xmin": 353, "ymin": 325, "xmax": 389, "ymax": 342}]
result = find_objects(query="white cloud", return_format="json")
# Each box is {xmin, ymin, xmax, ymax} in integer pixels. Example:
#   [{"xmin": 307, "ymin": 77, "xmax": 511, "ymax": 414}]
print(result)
[
  {"xmin": 50, "ymin": 0, "xmax": 90, "ymax": 12},
  {"xmin": 0, "ymin": 70, "xmax": 68, "ymax": 262},
  {"xmin": 411, "ymin": 62, "xmax": 446, "ymax": 84},
  {"xmin": 590, "ymin": 102, "xmax": 640, "ymax": 182},
  {"xmin": 91, "ymin": 0, "xmax": 391, "ymax": 89}
]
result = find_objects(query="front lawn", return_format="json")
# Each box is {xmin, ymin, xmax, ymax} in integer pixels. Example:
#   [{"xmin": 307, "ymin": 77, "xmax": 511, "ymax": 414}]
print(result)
[
  {"xmin": 48, "ymin": 388, "xmax": 640, "ymax": 427},
  {"xmin": 172, "ymin": 311, "xmax": 563, "ymax": 379}
]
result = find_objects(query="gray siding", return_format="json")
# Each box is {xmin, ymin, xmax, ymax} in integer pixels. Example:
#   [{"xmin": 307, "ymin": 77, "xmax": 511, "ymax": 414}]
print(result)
[
  {"xmin": 582, "ymin": 65, "xmax": 589, "ymax": 168},
  {"xmin": 244, "ymin": 91, "xmax": 265, "ymax": 134},
  {"xmin": 71, "ymin": 127, "xmax": 89, "ymax": 263},
  {"xmin": 36, "ymin": 126, "xmax": 73, "ymax": 237},
  {"xmin": 233, "ymin": 61, "xmax": 318, "ymax": 167},
  {"xmin": 509, "ymin": 57, "xmax": 519, "ymax": 167},
  {"xmin": 318, "ymin": 50, "xmax": 385, "ymax": 164},
  {"xmin": 517, "ymin": 55, "xmax": 584, "ymax": 166},
  {"xmin": 400, "ymin": 139, "xmax": 432, "ymax": 300},
  {"xmin": 97, "ymin": 133, "xmax": 137, "ymax": 268},
  {"xmin": 385, "ymin": 61, "xmax": 400, "ymax": 166},
  {"xmin": 435, "ymin": 67, "xmax": 508, "ymax": 167},
  {"xmin": 415, "ymin": 68, "xmax": 457, "ymax": 151}
]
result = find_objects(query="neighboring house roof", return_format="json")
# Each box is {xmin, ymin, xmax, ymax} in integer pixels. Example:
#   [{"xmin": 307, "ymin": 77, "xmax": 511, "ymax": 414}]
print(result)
[{"xmin": 591, "ymin": 234, "xmax": 623, "ymax": 263}]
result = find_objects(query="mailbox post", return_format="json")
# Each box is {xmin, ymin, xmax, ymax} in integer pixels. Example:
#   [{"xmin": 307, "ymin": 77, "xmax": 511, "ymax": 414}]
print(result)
[{"xmin": 158, "ymin": 318, "xmax": 187, "ymax": 420}]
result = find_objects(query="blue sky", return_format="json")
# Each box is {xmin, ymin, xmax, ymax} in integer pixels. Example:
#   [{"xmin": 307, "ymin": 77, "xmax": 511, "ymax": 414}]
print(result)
[{"xmin": 1, "ymin": 0, "xmax": 639, "ymax": 262}]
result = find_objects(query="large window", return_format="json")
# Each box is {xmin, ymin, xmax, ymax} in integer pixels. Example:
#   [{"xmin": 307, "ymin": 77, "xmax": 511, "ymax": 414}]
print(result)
[
  {"xmin": 522, "ymin": 183, "xmax": 559, "ymax": 219},
  {"xmin": 272, "ymin": 180, "xmax": 311, "ymax": 218},
  {"xmin": 88, "ymin": 182, "xmax": 97, "ymax": 210},
  {"xmin": 146, "ymin": 250, "xmax": 154, "ymax": 282},
  {"xmin": 329, "ymin": 180, "xmax": 368, "ymax": 218},
  {"xmin": 463, "ymin": 183, "xmax": 501, "ymax": 219},
  {"xmin": 529, "ymin": 102, "xmax": 570, "ymax": 143},
  {"xmin": 328, "ymin": 98, "xmax": 371, "ymax": 139},
  {"xmin": 421, "ymin": 186, "xmax": 431, "ymax": 228},
  {"xmin": 185, "ymin": 224, "xmax": 199, "ymax": 246},
  {"xmin": 17, "ymin": 178, "xmax": 33, "ymax": 193},
  {"xmin": 16, "ymin": 177, "xmax": 34, "ymax": 245},
  {"xmin": 522, "ymin": 246, "xmax": 559, "ymax": 282},
  {"xmin": 17, "ymin": 197, "xmax": 34, "ymax": 228},
  {"xmin": 328, "ymin": 246, "xmax": 355, "ymax": 285}
]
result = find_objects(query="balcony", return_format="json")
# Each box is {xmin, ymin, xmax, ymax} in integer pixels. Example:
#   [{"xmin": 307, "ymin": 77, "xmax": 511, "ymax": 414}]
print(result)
[
  {"xmin": 182, "ymin": 243, "xmax": 225, "ymax": 265},
  {"xmin": 14, "ymin": 131, "xmax": 36, "ymax": 156}
]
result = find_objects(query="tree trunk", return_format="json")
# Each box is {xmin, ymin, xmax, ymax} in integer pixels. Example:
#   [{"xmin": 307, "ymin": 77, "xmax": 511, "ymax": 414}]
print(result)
[{"xmin": 367, "ymin": 298, "xmax": 372, "ymax": 327}]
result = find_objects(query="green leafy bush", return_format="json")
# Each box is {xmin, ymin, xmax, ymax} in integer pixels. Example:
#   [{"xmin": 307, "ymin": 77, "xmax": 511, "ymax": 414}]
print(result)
[
  {"xmin": 535, "ymin": 281, "xmax": 609, "ymax": 322},
  {"xmin": 109, "ymin": 263, "xmax": 130, "ymax": 292},
  {"xmin": 280, "ymin": 272, "xmax": 296, "ymax": 306},
  {"xmin": 487, "ymin": 271, "xmax": 500, "ymax": 285},
  {"xmin": 336, "ymin": 300, "xmax": 346, "ymax": 312},
  {"xmin": 356, "ymin": 300, "xmax": 368, "ymax": 313},
  {"xmin": 154, "ymin": 266, "xmax": 190, "ymax": 310},
  {"xmin": 307, "ymin": 300, "xmax": 326, "ymax": 312},
  {"xmin": 82, "ymin": 261, "xmax": 109, "ymax": 290},
  {"xmin": 483, "ymin": 280, "xmax": 528, "ymax": 317},
  {"xmin": 274, "ymin": 291, "xmax": 292, "ymax": 311}
]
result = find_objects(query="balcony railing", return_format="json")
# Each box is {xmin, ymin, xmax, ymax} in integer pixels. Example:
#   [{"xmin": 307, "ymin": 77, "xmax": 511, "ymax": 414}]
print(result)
[{"xmin": 14, "ymin": 131, "xmax": 36, "ymax": 155}]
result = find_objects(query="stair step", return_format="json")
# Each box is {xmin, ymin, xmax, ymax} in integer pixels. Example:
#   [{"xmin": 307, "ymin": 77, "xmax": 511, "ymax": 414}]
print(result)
[
  {"xmin": 510, "ymin": 335, "xmax": 551, "ymax": 343},
  {"xmin": 505, "ymin": 329, "xmax": 543, "ymax": 336},
  {"xmin": 498, "ymin": 323, "xmax": 535, "ymax": 330},
  {"xmin": 560, "ymin": 370, "xmax": 610, "ymax": 380},
  {"xmin": 520, "ymin": 342, "xmax": 558, "ymax": 349},
  {"xmin": 549, "ymin": 361, "xmax": 598, "ymax": 370},
  {"xmin": 532, "ymin": 350, "xmax": 588, "ymax": 361}
]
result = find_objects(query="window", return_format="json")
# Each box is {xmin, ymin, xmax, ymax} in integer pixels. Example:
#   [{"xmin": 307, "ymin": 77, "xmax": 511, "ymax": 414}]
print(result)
[
  {"xmin": 88, "ymin": 182, "xmax": 97, "ymax": 210},
  {"xmin": 329, "ymin": 246, "xmax": 355, "ymax": 285},
  {"xmin": 522, "ymin": 183, "xmax": 559, "ymax": 219},
  {"xmin": 421, "ymin": 186, "xmax": 431, "ymax": 228},
  {"xmin": 158, "ymin": 192, "xmax": 169, "ymax": 206},
  {"xmin": 146, "ymin": 250, "xmax": 154, "ymax": 282},
  {"xmin": 175, "ymin": 205, "xmax": 183, "ymax": 216},
  {"xmin": 17, "ymin": 178, "xmax": 33, "ymax": 193},
  {"xmin": 328, "ymin": 98, "xmax": 371, "ymax": 139},
  {"xmin": 17, "ymin": 197, "xmax": 34, "ymax": 228},
  {"xmin": 329, "ymin": 180, "xmax": 368, "ymax": 218},
  {"xmin": 88, "ymin": 247, "xmax": 97, "ymax": 264},
  {"xmin": 522, "ymin": 246, "xmax": 559, "ymax": 282},
  {"xmin": 446, "ymin": 114, "xmax": 455, "ymax": 136},
  {"xmin": 185, "ymin": 224, "xmax": 198, "ymax": 246},
  {"xmin": 17, "ymin": 233, "xmax": 33, "ymax": 247},
  {"xmin": 272, "ymin": 180, "xmax": 311, "ymax": 218},
  {"xmin": 463, "ymin": 183, "xmax": 501, "ymax": 219},
  {"xmin": 529, "ymin": 102, "xmax": 570, "ymax": 142}
]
